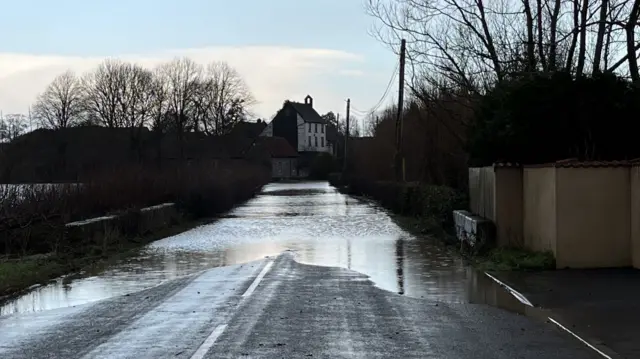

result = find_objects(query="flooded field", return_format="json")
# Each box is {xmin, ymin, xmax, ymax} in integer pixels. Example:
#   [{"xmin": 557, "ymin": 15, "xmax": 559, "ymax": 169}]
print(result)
[{"xmin": 0, "ymin": 182, "xmax": 527, "ymax": 317}]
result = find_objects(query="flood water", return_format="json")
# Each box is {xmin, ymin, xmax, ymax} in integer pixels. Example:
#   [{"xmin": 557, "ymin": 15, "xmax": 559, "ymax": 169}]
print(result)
[{"xmin": 0, "ymin": 182, "xmax": 530, "ymax": 317}]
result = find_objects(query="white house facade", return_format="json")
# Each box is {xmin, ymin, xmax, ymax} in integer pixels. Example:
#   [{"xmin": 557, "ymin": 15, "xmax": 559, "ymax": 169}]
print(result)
[{"xmin": 298, "ymin": 114, "xmax": 330, "ymax": 153}]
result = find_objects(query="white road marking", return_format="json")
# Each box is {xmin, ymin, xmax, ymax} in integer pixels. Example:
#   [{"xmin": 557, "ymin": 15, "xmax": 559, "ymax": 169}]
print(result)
[
  {"xmin": 547, "ymin": 317, "xmax": 614, "ymax": 359},
  {"xmin": 242, "ymin": 260, "xmax": 275, "ymax": 298},
  {"xmin": 189, "ymin": 325, "xmax": 227, "ymax": 359},
  {"xmin": 189, "ymin": 259, "xmax": 274, "ymax": 359},
  {"xmin": 484, "ymin": 272, "xmax": 534, "ymax": 307},
  {"xmin": 483, "ymin": 273, "xmax": 615, "ymax": 358}
]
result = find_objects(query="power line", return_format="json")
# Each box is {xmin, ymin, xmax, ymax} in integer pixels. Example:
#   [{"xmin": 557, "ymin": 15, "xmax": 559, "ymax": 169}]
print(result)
[{"xmin": 351, "ymin": 60, "xmax": 399, "ymax": 116}]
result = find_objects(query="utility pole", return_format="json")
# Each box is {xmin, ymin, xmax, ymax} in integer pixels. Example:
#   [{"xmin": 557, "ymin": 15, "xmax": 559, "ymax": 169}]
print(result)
[
  {"xmin": 343, "ymin": 99, "xmax": 350, "ymax": 173},
  {"xmin": 395, "ymin": 39, "xmax": 406, "ymax": 182}
]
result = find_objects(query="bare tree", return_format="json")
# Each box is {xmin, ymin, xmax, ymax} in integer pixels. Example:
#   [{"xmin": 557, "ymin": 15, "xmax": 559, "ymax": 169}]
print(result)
[
  {"xmin": 118, "ymin": 63, "xmax": 155, "ymax": 128},
  {"xmin": 148, "ymin": 67, "xmax": 170, "ymax": 132},
  {"xmin": 33, "ymin": 71, "xmax": 84, "ymax": 129},
  {"xmin": 366, "ymin": 0, "xmax": 640, "ymax": 89},
  {"xmin": 158, "ymin": 58, "xmax": 202, "ymax": 158},
  {"xmin": 0, "ymin": 114, "xmax": 28, "ymax": 141},
  {"xmin": 82, "ymin": 59, "xmax": 128, "ymax": 128},
  {"xmin": 202, "ymin": 62, "xmax": 255, "ymax": 135}
]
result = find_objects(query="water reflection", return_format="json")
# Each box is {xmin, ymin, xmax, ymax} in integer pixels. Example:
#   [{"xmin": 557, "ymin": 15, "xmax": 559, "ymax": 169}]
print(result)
[{"xmin": 0, "ymin": 181, "xmax": 531, "ymax": 318}]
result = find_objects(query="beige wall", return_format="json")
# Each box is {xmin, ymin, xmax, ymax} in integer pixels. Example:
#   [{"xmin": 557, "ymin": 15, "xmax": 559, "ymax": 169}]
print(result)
[
  {"xmin": 472, "ymin": 164, "xmax": 640, "ymax": 269},
  {"xmin": 555, "ymin": 168, "xmax": 630, "ymax": 268},
  {"xmin": 469, "ymin": 166, "xmax": 522, "ymax": 247},
  {"xmin": 632, "ymin": 166, "xmax": 640, "ymax": 268},
  {"xmin": 523, "ymin": 167, "xmax": 557, "ymax": 255},
  {"xmin": 494, "ymin": 168, "xmax": 524, "ymax": 247}
]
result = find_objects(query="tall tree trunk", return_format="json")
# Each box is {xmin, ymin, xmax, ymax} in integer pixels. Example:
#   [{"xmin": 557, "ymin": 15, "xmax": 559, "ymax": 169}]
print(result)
[
  {"xmin": 536, "ymin": 0, "xmax": 547, "ymax": 71},
  {"xmin": 626, "ymin": 0, "xmax": 640, "ymax": 84},
  {"xmin": 592, "ymin": 0, "xmax": 609, "ymax": 74},
  {"xmin": 566, "ymin": 0, "xmax": 580, "ymax": 71},
  {"xmin": 476, "ymin": 0, "xmax": 503, "ymax": 79},
  {"xmin": 523, "ymin": 0, "xmax": 537, "ymax": 72},
  {"xmin": 575, "ymin": 0, "xmax": 590, "ymax": 76},
  {"xmin": 548, "ymin": 0, "xmax": 563, "ymax": 71}
]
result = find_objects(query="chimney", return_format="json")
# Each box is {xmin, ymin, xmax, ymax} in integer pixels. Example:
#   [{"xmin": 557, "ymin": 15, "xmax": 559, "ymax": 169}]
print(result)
[{"xmin": 304, "ymin": 95, "xmax": 313, "ymax": 108}]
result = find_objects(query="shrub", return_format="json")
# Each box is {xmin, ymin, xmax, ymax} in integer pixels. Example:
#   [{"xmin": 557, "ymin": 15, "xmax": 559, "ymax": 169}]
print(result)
[
  {"xmin": 0, "ymin": 162, "xmax": 269, "ymax": 258},
  {"xmin": 309, "ymin": 153, "xmax": 336, "ymax": 180},
  {"xmin": 469, "ymin": 72, "xmax": 640, "ymax": 166},
  {"xmin": 343, "ymin": 177, "xmax": 467, "ymax": 233}
]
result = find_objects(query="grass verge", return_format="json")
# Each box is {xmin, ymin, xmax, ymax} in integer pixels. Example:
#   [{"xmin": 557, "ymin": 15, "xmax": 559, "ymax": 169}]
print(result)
[
  {"xmin": 473, "ymin": 247, "xmax": 556, "ymax": 272},
  {"xmin": 0, "ymin": 216, "xmax": 212, "ymax": 299}
]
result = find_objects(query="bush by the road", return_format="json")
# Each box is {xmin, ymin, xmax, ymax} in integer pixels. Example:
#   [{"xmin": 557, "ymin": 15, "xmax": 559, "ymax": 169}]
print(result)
[
  {"xmin": 468, "ymin": 72, "xmax": 640, "ymax": 166},
  {"xmin": 309, "ymin": 153, "xmax": 337, "ymax": 180},
  {"xmin": 0, "ymin": 163, "xmax": 269, "ymax": 259},
  {"xmin": 344, "ymin": 177, "xmax": 467, "ymax": 235}
]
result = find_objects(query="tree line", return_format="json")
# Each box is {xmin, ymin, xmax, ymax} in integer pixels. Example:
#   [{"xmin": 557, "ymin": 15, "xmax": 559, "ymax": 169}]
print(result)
[
  {"xmin": 367, "ymin": 0, "xmax": 640, "ymax": 91},
  {"xmin": 0, "ymin": 57, "xmax": 254, "ymax": 142},
  {"xmin": 353, "ymin": 0, "xmax": 640, "ymax": 186}
]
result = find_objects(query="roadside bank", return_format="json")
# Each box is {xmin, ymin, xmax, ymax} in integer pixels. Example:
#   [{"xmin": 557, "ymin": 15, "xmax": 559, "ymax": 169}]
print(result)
[
  {"xmin": 0, "ymin": 164, "xmax": 269, "ymax": 298},
  {"xmin": 329, "ymin": 175, "xmax": 554, "ymax": 272}
]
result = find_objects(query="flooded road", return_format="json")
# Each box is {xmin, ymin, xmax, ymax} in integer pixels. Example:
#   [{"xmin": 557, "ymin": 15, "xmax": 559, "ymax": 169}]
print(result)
[
  {"xmin": 0, "ymin": 182, "xmax": 602, "ymax": 359},
  {"xmin": 4, "ymin": 182, "xmax": 514, "ymax": 316}
]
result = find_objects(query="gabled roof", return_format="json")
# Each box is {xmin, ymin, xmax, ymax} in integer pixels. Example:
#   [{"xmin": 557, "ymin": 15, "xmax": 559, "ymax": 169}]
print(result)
[
  {"xmin": 258, "ymin": 136, "xmax": 299, "ymax": 158},
  {"xmin": 287, "ymin": 101, "xmax": 325, "ymax": 124}
]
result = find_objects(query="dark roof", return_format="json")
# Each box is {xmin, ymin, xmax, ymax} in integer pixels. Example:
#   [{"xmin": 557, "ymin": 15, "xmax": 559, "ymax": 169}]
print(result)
[
  {"xmin": 260, "ymin": 136, "xmax": 298, "ymax": 158},
  {"xmin": 287, "ymin": 101, "xmax": 325, "ymax": 124},
  {"xmin": 230, "ymin": 121, "xmax": 267, "ymax": 139}
]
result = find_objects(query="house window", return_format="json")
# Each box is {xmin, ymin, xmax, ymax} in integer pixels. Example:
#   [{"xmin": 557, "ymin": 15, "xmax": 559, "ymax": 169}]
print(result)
[
  {"xmin": 321, "ymin": 137, "xmax": 324, "ymax": 147},
  {"xmin": 315, "ymin": 137, "xmax": 318, "ymax": 147},
  {"xmin": 308, "ymin": 136, "xmax": 311, "ymax": 146},
  {"xmin": 321, "ymin": 125, "xmax": 324, "ymax": 133}
]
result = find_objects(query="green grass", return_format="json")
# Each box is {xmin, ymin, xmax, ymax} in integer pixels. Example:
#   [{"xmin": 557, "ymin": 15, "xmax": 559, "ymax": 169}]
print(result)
[
  {"xmin": 0, "ymin": 258, "xmax": 70, "ymax": 297},
  {"xmin": 0, "ymin": 216, "xmax": 213, "ymax": 298},
  {"xmin": 474, "ymin": 247, "xmax": 556, "ymax": 271},
  {"xmin": 392, "ymin": 215, "xmax": 555, "ymax": 272}
]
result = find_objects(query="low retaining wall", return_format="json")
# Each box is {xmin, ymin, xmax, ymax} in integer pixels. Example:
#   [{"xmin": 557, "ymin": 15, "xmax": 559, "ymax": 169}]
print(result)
[
  {"xmin": 64, "ymin": 203, "xmax": 178, "ymax": 247},
  {"xmin": 453, "ymin": 210, "xmax": 495, "ymax": 254}
]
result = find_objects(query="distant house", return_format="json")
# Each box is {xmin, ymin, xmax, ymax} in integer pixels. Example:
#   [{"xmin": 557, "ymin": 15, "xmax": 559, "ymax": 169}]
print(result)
[
  {"xmin": 230, "ymin": 120, "xmax": 267, "ymax": 140},
  {"xmin": 248, "ymin": 136, "xmax": 299, "ymax": 179},
  {"xmin": 260, "ymin": 95, "xmax": 332, "ymax": 155}
]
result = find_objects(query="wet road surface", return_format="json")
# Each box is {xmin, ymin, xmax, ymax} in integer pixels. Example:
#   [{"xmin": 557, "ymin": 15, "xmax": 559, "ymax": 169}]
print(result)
[{"xmin": 0, "ymin": 182, "xmax": 600, "ymax": 358}]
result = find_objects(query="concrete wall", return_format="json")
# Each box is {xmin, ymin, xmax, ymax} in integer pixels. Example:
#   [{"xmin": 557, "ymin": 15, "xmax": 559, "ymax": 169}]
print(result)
[
  {"xmin": 469, "ymin": 166, "xmax": 522, "ymax": 247},
  {"xmin": 272, "ymin": 158, "xmax": 296, "ymax": 179},
  {"xmin": 555, "ymin": 168, "xmax": 631, "ymax": 268},
  {"xmin": 523, "ymin": 167, "xmax": 557, "ymax": 255}
]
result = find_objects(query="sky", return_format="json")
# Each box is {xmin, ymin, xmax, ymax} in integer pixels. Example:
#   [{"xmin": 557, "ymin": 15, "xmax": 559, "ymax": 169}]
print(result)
[{"xmin": 0, "ymin": 0, "xmax": 398, "ymax": 124}]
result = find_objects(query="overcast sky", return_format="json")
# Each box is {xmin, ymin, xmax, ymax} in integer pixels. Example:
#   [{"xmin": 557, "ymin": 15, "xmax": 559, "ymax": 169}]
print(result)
[{"xmin": 0, "ymin": 0, "xmax": 397, "ymax": 121}]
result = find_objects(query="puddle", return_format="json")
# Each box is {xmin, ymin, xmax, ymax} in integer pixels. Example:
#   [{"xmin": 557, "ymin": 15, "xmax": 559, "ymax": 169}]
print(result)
[{"xmin": 0, "ymin": 181, "xmax": 538, "ymax": 318}]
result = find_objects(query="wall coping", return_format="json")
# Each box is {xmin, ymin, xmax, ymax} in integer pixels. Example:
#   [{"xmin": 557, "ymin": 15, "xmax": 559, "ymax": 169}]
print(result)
[
  {"xmin": 523, "ymin": 159, "xmax": 640, "ymax": 168},
  {"xmin": 471, "ymin": 159, "xmax": 640, "ymax": 170},
  {"xmin": 65, "ymin": 202, "xmax": 176, "ymax": 227}
]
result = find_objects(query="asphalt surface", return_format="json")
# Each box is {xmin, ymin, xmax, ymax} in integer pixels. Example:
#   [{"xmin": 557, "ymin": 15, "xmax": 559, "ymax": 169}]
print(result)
[{"xmin": 0, "ymin": 253, "xmax": 601, "ymax": 359}]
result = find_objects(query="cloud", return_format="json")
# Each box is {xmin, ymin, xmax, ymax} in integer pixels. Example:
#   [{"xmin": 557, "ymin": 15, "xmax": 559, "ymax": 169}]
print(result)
[
  {"xmin": 0, "ymin": 46, "xmax": 365, "ymax": 119},
  {"xmin": 338, "ymin": 69, "xmax": 365, "ymax": 77}
]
